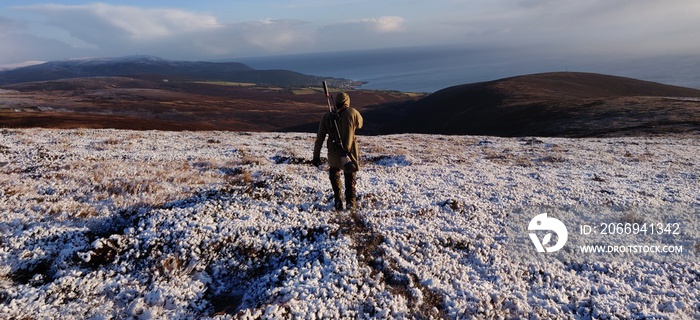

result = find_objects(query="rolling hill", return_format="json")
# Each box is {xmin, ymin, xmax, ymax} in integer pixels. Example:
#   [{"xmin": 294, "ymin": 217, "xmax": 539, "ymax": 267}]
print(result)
[
  {"xmin": 1, "ymin": 66, "xmax": 699, "ymax": 137},
  {"xmin": 386, "ymin": 72, "xmax": 700, "ymax": 137}
]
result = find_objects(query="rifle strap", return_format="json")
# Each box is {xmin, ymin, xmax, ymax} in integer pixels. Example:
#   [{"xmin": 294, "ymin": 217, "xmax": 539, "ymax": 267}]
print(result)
[{"xmin": 328, "ymin": 112, "xmax": 349, "ymax": 154}]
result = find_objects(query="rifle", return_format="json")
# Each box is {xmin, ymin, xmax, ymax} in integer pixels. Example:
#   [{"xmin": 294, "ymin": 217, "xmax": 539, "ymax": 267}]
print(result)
[{"xmin": 323, "ymin": 81, "xmax": 357, "ymax": 172}]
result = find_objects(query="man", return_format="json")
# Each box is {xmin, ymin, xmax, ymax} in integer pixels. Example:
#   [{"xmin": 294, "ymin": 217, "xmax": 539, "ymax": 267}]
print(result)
[{"xmin": 312, "ymin": 92, "xmax": 363, "ymax": 211}]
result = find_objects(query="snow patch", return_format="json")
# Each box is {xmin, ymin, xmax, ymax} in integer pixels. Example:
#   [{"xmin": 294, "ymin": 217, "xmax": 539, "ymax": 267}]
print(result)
[
  {"xmin": 0, "ymin": 129, "xmax": 698, "ymax": 319},
  {"xmin": 369, "ymin": 155, "xmax": 413, "ymax": 167}
]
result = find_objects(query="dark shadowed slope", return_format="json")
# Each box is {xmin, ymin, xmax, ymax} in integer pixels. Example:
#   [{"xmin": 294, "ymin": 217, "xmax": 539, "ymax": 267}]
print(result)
[{"xmin": 391, "ymin": 72, "xmax": 700, "ymax": 137}]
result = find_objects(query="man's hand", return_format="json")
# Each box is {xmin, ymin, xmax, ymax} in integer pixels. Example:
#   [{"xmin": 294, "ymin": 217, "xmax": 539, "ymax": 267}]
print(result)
[{"xmin": 312, "ymin": 157, "xmax": 322, "ymax": 167}]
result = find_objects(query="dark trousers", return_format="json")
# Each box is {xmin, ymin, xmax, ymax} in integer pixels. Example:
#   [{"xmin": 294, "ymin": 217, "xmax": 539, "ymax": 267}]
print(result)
[{"xmin": 329, "ymin": 167, "xmax": 357, "ymax": 210}]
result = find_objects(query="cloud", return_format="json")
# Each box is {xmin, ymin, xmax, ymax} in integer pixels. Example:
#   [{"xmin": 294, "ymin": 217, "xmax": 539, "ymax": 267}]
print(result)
[
  {"xmin": 0, "ymin": 32, "xmax": 87, "ymax": 63},
  {"xmin": 0, "ymin": 15, "xmax": 92, "ymax": 63},
  {"xmin": 335, "ymin": 16, "xmax": 406, "ymax": 34},
  {"xmin": 355, "ymin": 16, "xmax": 406, "ymax": 33},
  {"xmin": 444, "ymin": 0, "xmax": 700, "ymax": 54},
  {"xmin": 239, "ymin": 19, "xmax": 315, "ymax": 52},
  {"xmin": 309, "ymin": 15, "xmax": 411, "ymax": 51},
  {"xmin": 20, "ymin": 3, "xmax": 219, "ymax": 43},
  {"xmin": 5, "ymin": 3, "xmax": 411, "ymax": 62},
  {"xmin": 0, "ymin": 16, "xmax": 24, "ymax": 34},
  {"xmin": 5, "ymin": 3, "xmax": 320, "ymax": 61},
  {"xmin": 2, "ymin": 0, "xmax": 700, "ymax": 65}
]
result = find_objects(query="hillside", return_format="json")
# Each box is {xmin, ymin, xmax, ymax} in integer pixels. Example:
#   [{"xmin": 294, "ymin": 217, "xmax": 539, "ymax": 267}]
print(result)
[
  {"xmin": 389, "ymin": 72, "xmax": 700, "ymax": 137},
  {"xmin": 0, "ymin": 129, "xmax": 697, "ymax": 318},
  {"xmin": 0, "ymin": 56, "xmax": 360, "ymax": 88},
  {"xmin": 0, "ymin": 76, "xmax": 418, "ymax": 132},
  {"xmin": 1, "ymin": 70, "xmax": 699, "ymax": 137}
]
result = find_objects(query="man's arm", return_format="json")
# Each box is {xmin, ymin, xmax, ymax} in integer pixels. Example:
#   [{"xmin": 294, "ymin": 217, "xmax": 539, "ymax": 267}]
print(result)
[
  {"xmin": 355, "ymin": 109, "xmax": 363, "ymax": 130},
  {"xmin": 313, "ymin": 113, "xmax": 328, "ymax": 164},
  {"xmin": 340, "ymin": 109, "xmax": 363, "ymax": 149}
]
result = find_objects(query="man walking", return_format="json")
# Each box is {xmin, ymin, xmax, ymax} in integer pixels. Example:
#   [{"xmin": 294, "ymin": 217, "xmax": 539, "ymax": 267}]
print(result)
[{"xmin": 312, "ymin": 92, "xmax": 363, "ymax": 211}]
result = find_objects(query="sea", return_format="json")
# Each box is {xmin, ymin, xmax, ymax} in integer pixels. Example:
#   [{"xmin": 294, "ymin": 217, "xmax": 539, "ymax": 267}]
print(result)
[{"xmin": 237, "ymin": 45, "xmax": 700, "ymax": 93}]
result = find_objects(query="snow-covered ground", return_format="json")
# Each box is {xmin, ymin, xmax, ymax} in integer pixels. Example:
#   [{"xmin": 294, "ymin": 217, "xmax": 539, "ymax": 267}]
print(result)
[{"xmin": 0, "ymin": 128, "xmax": 698, "ymax": 319}]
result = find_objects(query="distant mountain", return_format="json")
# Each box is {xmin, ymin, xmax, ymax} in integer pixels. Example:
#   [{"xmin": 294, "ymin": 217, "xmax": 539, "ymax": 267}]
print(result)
[
  {"xmin": 0, "ymin": 55, "xmax": 358, "ymax": 87},
  {"xmin": 377, "ymin": 72, "xmax": 700, "ymax": 137}
]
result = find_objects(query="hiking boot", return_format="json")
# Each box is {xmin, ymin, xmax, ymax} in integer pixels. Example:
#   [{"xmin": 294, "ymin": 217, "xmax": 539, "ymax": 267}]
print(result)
[
  {"xmin": 346, "ymin": 200, "xmax": 356, "ymax": 212},
  {"xmin": 334, "ymin": 199, "xmax": 344, "ymax": 211}
]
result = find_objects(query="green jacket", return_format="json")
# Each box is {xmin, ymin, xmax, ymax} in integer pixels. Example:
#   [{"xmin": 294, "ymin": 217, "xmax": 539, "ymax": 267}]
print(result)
[{"xmin": 313, "ymin": 106, "xmax": 363, "ymax": 170}]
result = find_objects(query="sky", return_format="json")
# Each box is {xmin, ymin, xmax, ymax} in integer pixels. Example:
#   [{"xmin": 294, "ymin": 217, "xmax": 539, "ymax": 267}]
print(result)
[{"xmin": 1, "ymin": 1, "xmax": 700, "ymax": 70}]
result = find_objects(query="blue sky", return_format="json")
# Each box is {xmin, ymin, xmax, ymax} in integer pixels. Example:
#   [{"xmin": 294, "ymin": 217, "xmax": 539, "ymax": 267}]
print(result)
[{"xmin": 1, "ymin": 1, "xmax": 700, "ymax": 67}]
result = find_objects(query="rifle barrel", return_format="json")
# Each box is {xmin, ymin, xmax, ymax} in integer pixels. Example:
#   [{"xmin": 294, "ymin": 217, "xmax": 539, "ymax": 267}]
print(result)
[
  {"xmin": 322, "ymin": 81, "xmax": 335, "ymax": 112},
  {"xmin": 322, "ymin": 81, "xmax": 330, "ymax": 97}
]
